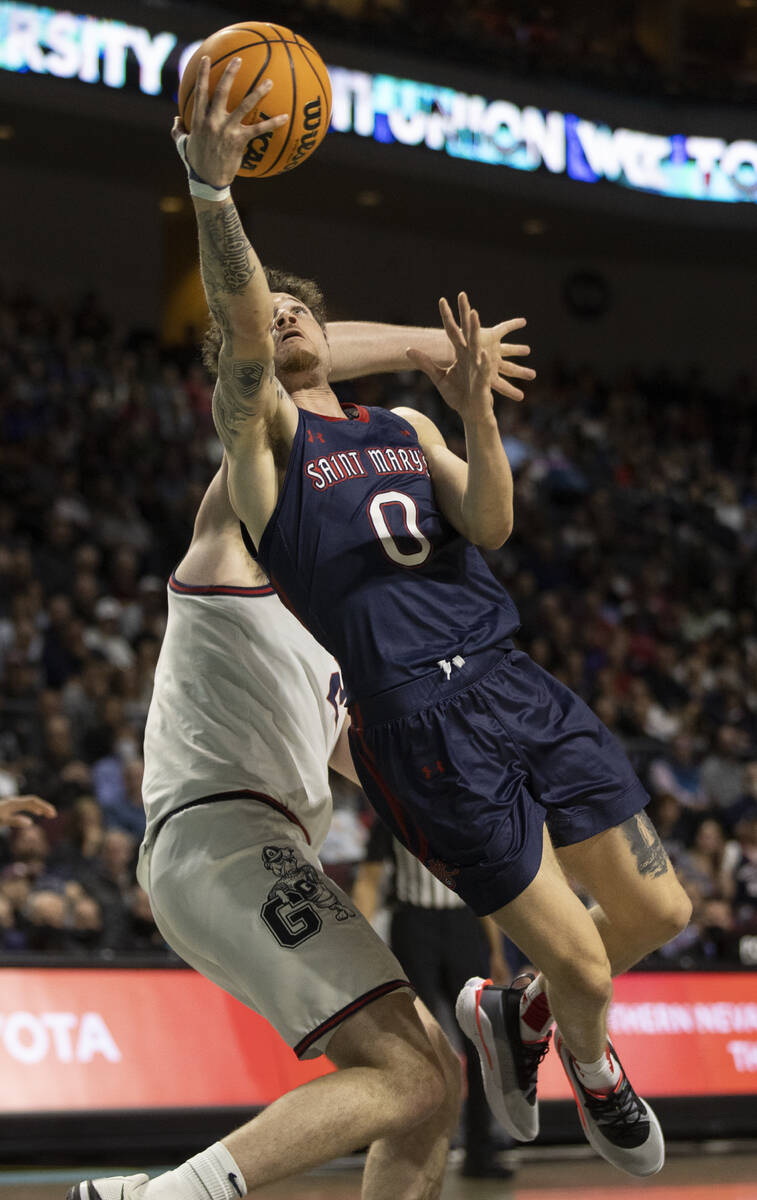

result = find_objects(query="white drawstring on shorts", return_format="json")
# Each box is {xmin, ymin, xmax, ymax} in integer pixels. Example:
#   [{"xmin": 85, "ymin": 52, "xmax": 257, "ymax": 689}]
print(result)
[{"xmin": 437, "ymin": 654, "xmax": 466, "ymax": 681}]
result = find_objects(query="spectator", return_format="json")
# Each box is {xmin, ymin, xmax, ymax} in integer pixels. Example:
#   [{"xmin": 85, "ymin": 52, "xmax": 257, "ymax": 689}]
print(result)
[
  {"xmin": 101, "ymin": 758, "xmax": 146, "ymax": 839},
  {"xmin": 1, "ymin": 287, "xmax": 756, "ymax": 964},
  {"xmin": 649, "ymin": 734, "xmax": 706, "ymax": 810},
  {"xmin": 701, "ymin": 726, "xmax": 748, "ymax": 810}
]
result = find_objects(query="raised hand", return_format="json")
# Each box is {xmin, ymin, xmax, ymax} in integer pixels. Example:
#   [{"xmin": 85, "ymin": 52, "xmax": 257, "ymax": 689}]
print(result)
[
  {"xmin": 172, "ymin": 56, "xmax": 288, "ymax": 188},
  {"xmin": 407, "ymin": 293, "xmax": 498, "ymax": 423},
  {"xmin": 481, "ymin": 317, "xmax": 535, "ymax": 402},
  {"xmin": 408, "ymin": 302, "xmax": 533, "ymax": 405},
  {"xmin": 0, "ymin": 795, "xmax": 56, "ymax": 828}
]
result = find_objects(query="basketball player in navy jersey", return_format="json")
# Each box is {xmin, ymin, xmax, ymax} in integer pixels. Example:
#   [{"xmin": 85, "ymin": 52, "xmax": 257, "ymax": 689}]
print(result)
[
  {"xmin": 174, "ymin": 59, "xmax": 690, "ymax": 1179},
  {"xmin": 69, "ymin": 68, "xmax": 548, "ymax": 1200}
]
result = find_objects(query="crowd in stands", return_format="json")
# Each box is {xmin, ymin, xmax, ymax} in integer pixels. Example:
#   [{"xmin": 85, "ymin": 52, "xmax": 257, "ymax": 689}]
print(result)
[
  {"xmin": 232, "ymin": 0, "xmax": 757, "ymax": 104},
  {"xmin": 1, "ymin": 285, "xmax": 756, "ymax": 967}
]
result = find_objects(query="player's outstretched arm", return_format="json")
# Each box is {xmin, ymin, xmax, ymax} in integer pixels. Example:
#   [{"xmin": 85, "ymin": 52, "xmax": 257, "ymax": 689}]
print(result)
[
  {"xmin": 174, "ymin": 56, "xmax": 289, "ymax": 451},
  {"xmin": 395, "ymin": 293, "xmax": 515, "ymax": 550},
  {"xmin": 327, "ymin": 319, "xmax": 535, "ymax": 400}
]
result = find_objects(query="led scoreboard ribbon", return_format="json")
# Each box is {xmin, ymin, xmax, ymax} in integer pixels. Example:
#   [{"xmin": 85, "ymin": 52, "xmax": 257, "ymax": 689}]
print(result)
[{"xmin": 1, "ymin": 1, "xmax": 755, "ymax": 203}]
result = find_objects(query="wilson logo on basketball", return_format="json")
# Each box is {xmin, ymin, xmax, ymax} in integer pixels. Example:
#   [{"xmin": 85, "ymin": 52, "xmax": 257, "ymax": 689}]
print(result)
[{"xmin": 285, "ymin": 98, "xmax": 324, "ymax": 172}]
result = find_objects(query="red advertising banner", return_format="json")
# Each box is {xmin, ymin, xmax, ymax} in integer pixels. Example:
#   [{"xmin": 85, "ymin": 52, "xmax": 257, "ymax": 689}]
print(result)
[{"xmin": 0, "ymin": 969, "xmax": 755, "ymax": 1113}]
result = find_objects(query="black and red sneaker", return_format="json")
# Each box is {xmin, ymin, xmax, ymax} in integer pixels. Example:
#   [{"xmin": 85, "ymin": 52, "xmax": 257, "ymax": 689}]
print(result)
[
  {"xmin": 456, "ymin": 974, "xmax": 551, "ymax": 1141},
  {"xmin": 557, "ymin": 1034, "xmax": 664, "ymax": 1176}
]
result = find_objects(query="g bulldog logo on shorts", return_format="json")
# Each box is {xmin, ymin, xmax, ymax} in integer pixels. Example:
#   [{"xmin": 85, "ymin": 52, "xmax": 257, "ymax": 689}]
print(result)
[{"xmin": 260, "ymin": 845, "xmax": 356, "ymax": 948}]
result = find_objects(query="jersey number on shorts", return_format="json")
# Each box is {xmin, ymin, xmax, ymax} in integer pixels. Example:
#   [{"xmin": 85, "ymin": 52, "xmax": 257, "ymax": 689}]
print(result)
[
  {"xmin": 368, "ymin": 490, "xmax": 431, "ymax": 567},
  {"xmin": 262, "ymin": 888, "xmax": 323, "ymax": 947}
]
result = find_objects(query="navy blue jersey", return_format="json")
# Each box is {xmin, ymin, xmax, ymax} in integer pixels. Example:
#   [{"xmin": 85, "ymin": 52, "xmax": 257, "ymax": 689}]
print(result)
[{"xmin": 256, "ymin": 404, "xmax": 520, "ymax": 703}]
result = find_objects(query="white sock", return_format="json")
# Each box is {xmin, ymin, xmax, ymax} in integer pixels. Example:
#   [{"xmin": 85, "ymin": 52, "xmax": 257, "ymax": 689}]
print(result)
[
  {"xmin": 518, "ymin": 975, "xmax": 554, "ymax": 1043},
  {"xmin": 572, "ymin": 1046, "xmax": 620, "ymax": 1095},
  {"xmin": 143, "ymin": 1142, "xmax": 247, "ymax": 1200}
]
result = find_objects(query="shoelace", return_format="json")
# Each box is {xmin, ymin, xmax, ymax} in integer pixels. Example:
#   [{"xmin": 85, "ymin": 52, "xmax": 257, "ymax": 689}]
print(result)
[
  {"xmin": 585, "ymin": 1076, "xmax": 647, "ymax": 1131},
  {"xmin": 518, "ymin": 1030, "xmax": 552, "ymax": 1097}
]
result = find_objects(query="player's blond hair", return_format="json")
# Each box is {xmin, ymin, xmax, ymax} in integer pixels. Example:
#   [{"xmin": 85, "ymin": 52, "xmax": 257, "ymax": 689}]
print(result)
[{"xmin": 201, "ymin": 267, "xmax": 328, "ymax": 379}]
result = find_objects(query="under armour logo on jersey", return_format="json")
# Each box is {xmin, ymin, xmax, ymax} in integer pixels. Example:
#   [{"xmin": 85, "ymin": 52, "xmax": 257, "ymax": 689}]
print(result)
[
  {"xmin": 421, "ymin": 760, "xmax": 446, "ymax": 779},
  {"xmin": 425, "ymin": 857, "xmax": 461, "ymax": 890},
  {"xmin": 307, "ymin": 429, "xmax": 326, "ymax": 444}
]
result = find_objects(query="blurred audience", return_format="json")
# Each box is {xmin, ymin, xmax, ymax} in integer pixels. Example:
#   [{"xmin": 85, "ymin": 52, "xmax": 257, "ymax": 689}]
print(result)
[
  {"xmin": 246, "ymin": 0, "xmax": 757, "ymax": 103},
  {"xmin": 1, "ymin": 286, "xmax": 756, "ymax": 965}
]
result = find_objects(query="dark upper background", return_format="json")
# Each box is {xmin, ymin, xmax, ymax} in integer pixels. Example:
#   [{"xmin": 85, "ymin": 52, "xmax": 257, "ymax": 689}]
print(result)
[{"xmin": 0, "ymin": 0, "xmax": 755, "ymax": 371}]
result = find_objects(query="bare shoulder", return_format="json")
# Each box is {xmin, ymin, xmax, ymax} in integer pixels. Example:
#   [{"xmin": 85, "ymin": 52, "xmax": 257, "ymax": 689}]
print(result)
[{"xmin": 391, "ymin": 406, "xmax": 447, "ymax": 450}]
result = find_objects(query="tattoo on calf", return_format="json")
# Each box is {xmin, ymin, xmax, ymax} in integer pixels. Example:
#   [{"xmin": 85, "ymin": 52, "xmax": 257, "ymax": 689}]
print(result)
[{"xmin": 622, "ymin": 812, "xmax": 669, "ymax": 878}]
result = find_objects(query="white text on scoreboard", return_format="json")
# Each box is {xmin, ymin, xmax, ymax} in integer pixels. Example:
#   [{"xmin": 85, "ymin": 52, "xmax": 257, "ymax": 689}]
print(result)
[{"xmin": 0, "ymin": 1, "xmax": 755, "ymax": 204}]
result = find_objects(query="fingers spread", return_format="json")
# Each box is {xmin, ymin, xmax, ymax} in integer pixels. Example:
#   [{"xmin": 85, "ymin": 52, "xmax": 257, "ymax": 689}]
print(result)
[
  {"xmin": 241, "ymin": 112, "xmax": 289, "ymax": 140},
  {"xmin": 194, "ymin": 55, "xmax": 211, "ymax": 121},
  {"xmin": 498, "ymin": 361, "xmax": 536, "ymax": 380},
  {"xmin": 499, "ymin": 342, "xmax": 531, "ymax": 357},
  {"xmin": 493, "ymin": 318, "xmax": 527, "ymax": 336},
  {"xmin": 468, "ymin": 305, "xmax": 482, "ymax": 356},
  {"xmin": 210, "ymin": 56, "xmax": 242, "ymax": 118},
  {"xmin": 492, "ymin": 379, "xmax": 525, "ymax": 401},
  {"xmin": 439, "ymin": 297, "xmax": 465, "ymax": 351},
  {"xmin": 233, "ymin": 77, "xmax": 274, "ymax": 125},
  {"xmin": 457, "ymin": 291, "xmax": 472, "ymax": 344}
]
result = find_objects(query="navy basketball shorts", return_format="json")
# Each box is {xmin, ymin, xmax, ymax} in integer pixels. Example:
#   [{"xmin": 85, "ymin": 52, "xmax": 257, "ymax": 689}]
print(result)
[{"xmin": 349, "ymin": 646, "xmax": 649, "ymax": 916}]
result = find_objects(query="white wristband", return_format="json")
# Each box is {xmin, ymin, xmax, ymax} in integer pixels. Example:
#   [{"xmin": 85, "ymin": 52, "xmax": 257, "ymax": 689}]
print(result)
[{"xmin": 176, "ymin": 134, "xmax": 231, "ymax": 203}]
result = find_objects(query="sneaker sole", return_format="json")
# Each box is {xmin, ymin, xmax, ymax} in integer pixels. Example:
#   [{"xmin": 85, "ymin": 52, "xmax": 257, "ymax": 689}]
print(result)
[
  {"xmin": 456, "ymin": 976, "xmax": 538, "ymax": 1142},
  {"xmin": 557, "ymin": 1036, "xmax": 665, "ymax": 1176}
]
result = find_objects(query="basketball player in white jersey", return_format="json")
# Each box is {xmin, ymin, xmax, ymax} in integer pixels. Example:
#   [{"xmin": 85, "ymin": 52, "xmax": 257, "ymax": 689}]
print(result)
[{"xmin": 69, "ymin": 74, "xmax": 535, "ymax": 1200}]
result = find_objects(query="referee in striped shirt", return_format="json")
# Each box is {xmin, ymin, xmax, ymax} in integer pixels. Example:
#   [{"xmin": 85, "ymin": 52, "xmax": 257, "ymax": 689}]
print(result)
[{"xmin": 353, "ymin": 820, "xmax": 516, "ymax": 1180}]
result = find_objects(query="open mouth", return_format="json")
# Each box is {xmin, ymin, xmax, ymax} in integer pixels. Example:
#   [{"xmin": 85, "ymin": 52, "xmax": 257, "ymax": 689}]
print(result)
[{"xmin": 280, "ymin": 330, "xmax": 302, "ymax": 343}]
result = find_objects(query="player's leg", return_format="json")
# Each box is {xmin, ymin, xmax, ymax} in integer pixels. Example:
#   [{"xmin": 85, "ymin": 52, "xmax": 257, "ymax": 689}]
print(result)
[
  {"xmin": 555, "ymin": 809, "xmax": 692, "ymax": 974},
  {"xmin": 457, "ymin": 826, "xmax": 663, "ymax": 1176},
  {"xmin": 218, "ymin": 990, "xmax": 452, "ymax": 1195},
  {"xmin": 359, "ymin": 996, "xmax": 462, "ymax": 1200},
  {"xmin": 67, "ymin": 803, "xmax": 458, "ymax": 1200},
  {"xmin": 69, "ymin": 991, "xmax": 451, "ymax": 1200},
  {"xmin": 489, "ymin": 825, "xmax": 612, "ymax": 1064}
]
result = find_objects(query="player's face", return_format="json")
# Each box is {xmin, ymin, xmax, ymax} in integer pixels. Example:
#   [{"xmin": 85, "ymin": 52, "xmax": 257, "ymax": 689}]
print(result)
[{"xmin": 271, "ymin": 294, "xmax": 330, "ymax": 379}]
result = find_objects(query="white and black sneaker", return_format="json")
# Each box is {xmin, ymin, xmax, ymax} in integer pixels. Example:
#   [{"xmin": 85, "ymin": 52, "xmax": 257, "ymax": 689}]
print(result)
[
  {"xmin": 456, "ymin": 974, "xmax": 551, "ymax": 1142},
  {"xmin": 66, "ymin": 1175, "xmax": 149, "ymax": 1200},
  {"xmin": 557, "ymin": 1034, "xmax": 664, "ymax": 1176}
]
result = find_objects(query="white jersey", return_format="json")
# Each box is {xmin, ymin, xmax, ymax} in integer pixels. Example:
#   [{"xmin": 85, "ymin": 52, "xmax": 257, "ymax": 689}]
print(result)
[{"xmin": 142, "ymin": 575, "xmax": 346, "ymax": 852}]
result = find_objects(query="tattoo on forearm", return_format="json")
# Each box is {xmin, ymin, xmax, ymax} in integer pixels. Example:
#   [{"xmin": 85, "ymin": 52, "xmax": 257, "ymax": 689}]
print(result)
[
  {"xmin": 213, "ymin": 359, "xmax": 272, "ymax": 446},
  {"xmin": 233, "ymin": 361, "xmax": 265, "ymax": 397},
  {"xmin": 622, "ymin": 812, "xmax": 669, "ymax": 878},
  {"xmin": 197, "ymin": 205, "xmax": 255, "ymax": 302}
]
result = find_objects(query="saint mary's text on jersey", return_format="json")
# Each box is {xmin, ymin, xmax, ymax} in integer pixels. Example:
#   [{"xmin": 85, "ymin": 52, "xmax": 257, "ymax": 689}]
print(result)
[{"xmin": 305, "ymin": 445, "xmax": 429, "ymax": 491}]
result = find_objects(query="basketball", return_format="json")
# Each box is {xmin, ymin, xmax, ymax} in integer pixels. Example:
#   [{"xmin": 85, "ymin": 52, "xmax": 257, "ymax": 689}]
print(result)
[{"xmin": 178, "ymin": 22, "xmax": 332, "ymax": 179}]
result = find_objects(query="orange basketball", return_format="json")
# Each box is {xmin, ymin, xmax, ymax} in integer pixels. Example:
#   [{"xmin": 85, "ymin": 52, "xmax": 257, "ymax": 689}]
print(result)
[{"xmin": 178, "ymin": 22, "xmax": 332, "ymax": 179}]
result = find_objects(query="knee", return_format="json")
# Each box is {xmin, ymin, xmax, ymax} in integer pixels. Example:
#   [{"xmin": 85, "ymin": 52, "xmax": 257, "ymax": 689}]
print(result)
[
  {"xmin": 392, "ymin": 1050, "xmax": 449, "ymax": 1128},
  {"xmin": 549, "ymin": 948, "xmax": 613, "ymax": 1010},
  {"xmin": 647, "ymin": 887, "xmax": 693, "ymax": 949},
  {"xmin": 425, "ymin": 1023, "xmax": 463, "ymax": 1129}
]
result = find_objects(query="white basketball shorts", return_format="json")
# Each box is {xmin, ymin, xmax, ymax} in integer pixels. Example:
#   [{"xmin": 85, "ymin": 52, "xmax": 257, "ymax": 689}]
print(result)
[{"xmin": 137, "ymin": 795, "xmax": 412, "ymax": 1058}]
